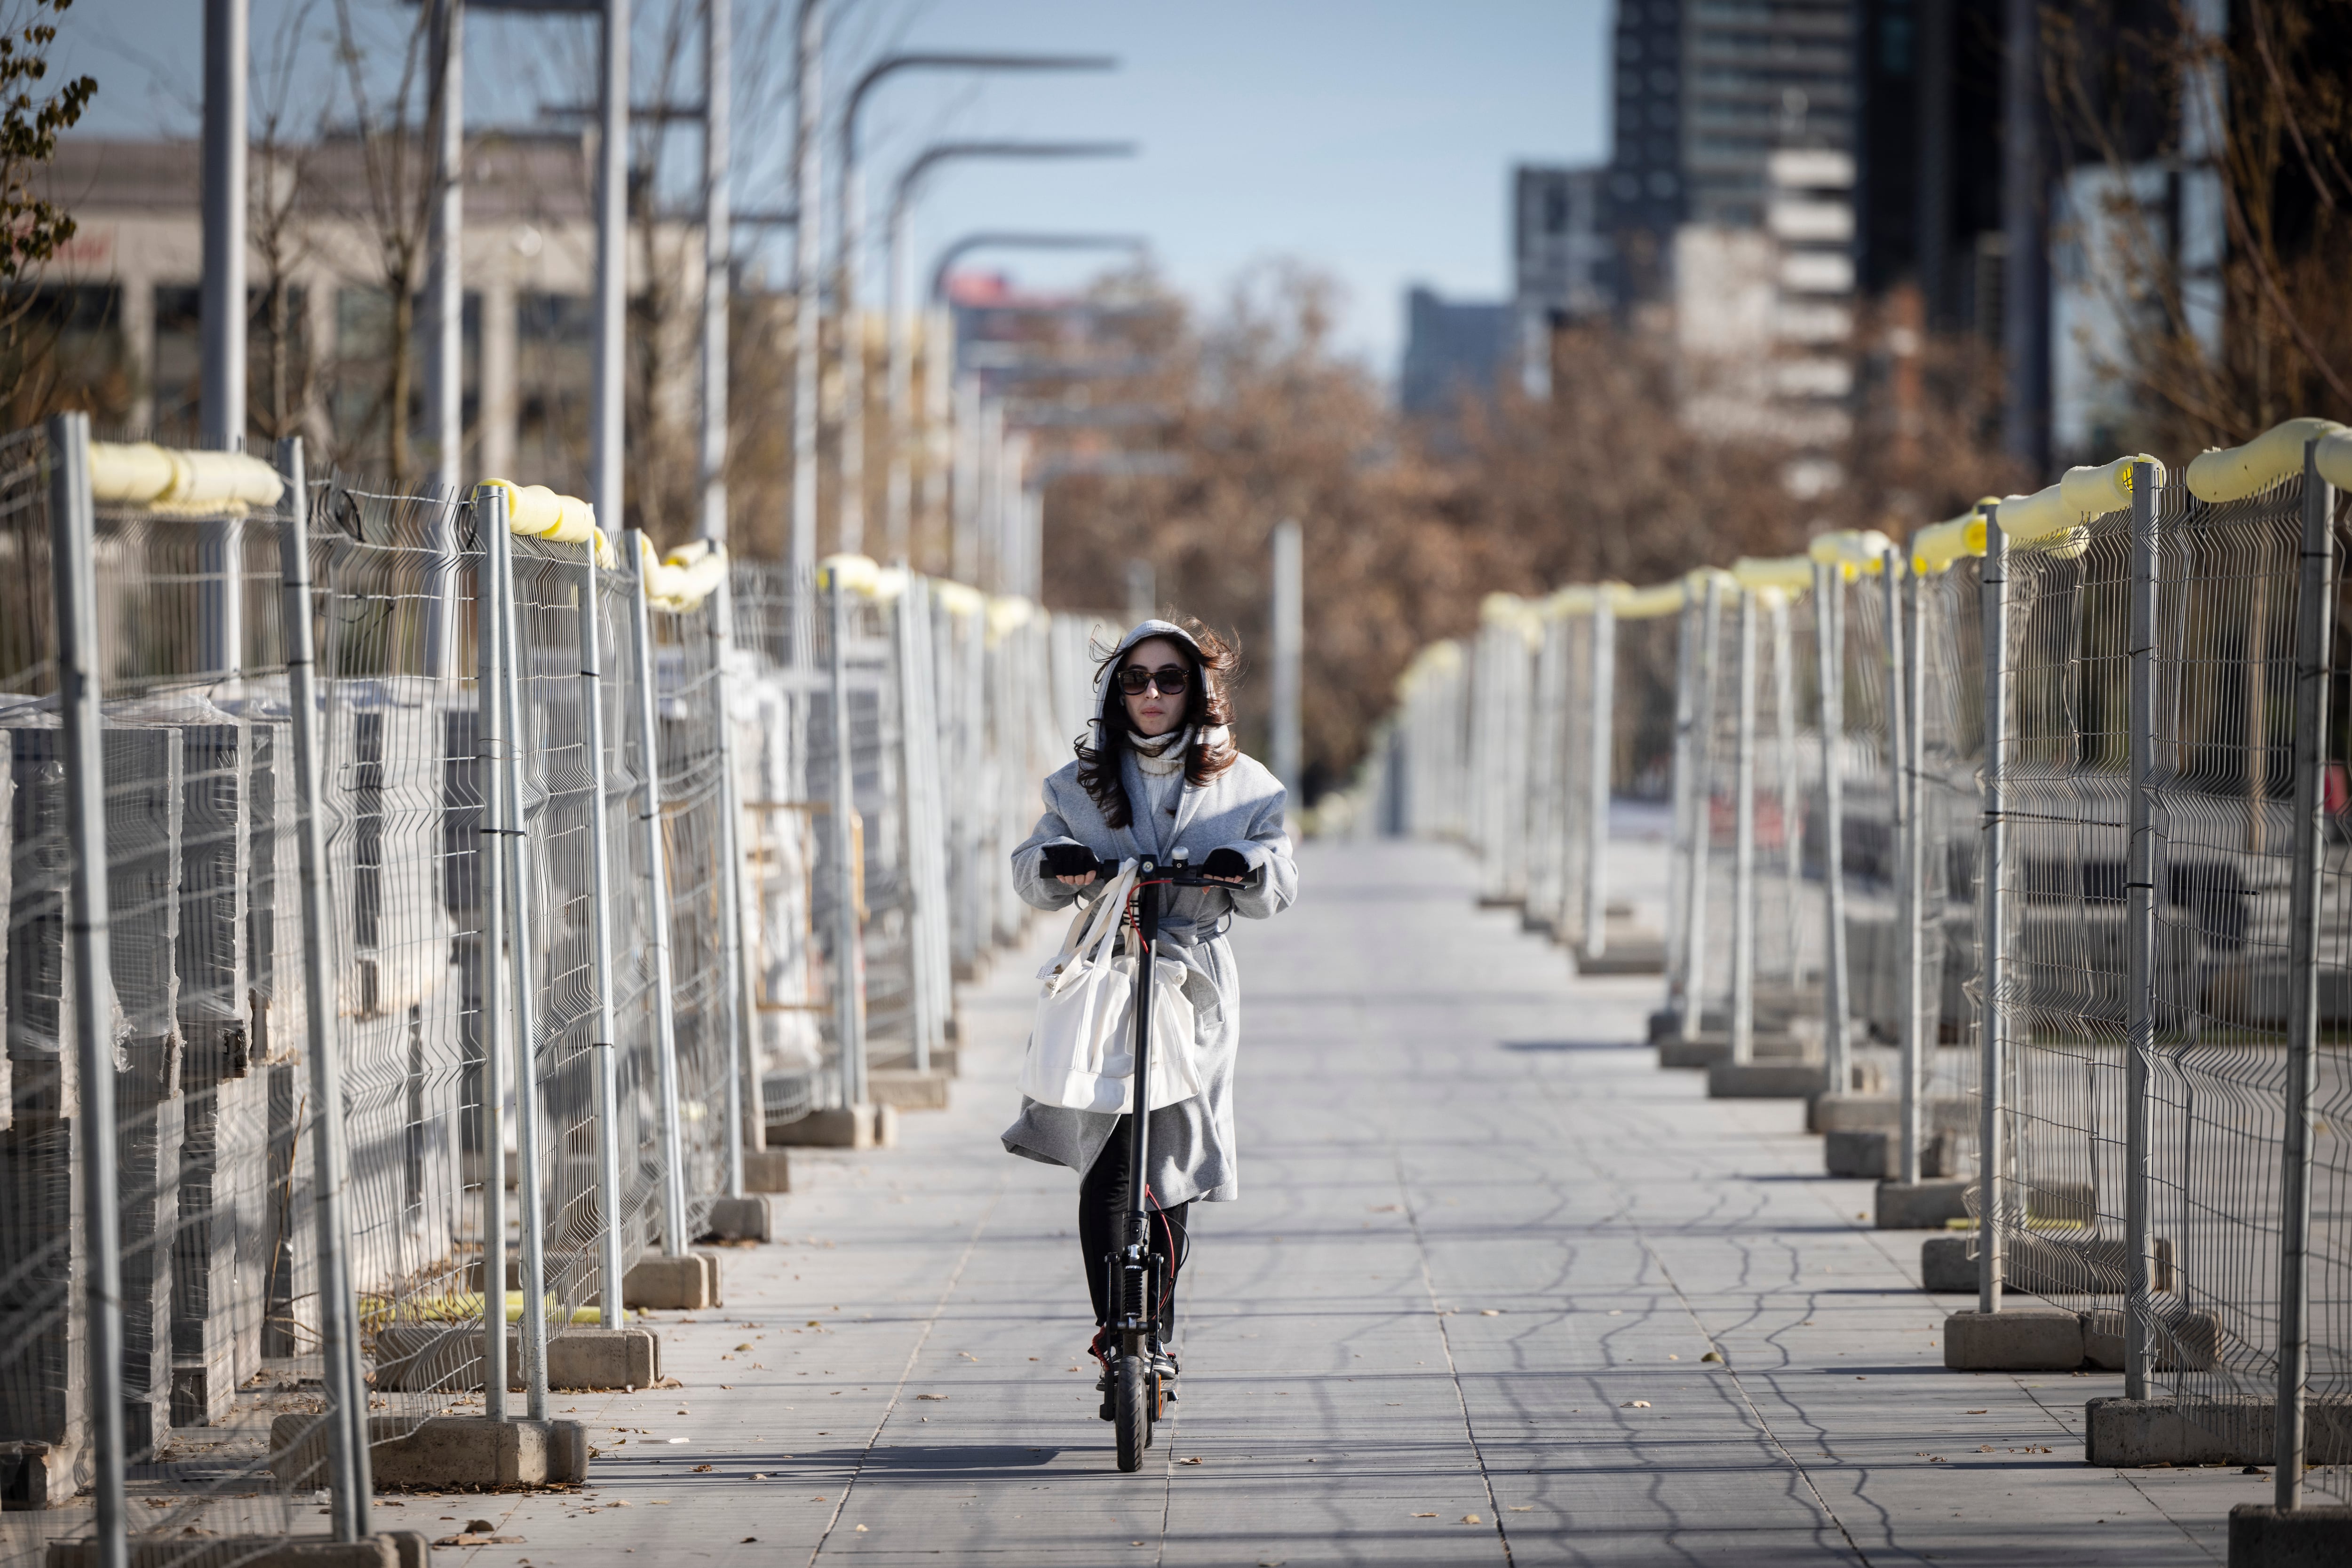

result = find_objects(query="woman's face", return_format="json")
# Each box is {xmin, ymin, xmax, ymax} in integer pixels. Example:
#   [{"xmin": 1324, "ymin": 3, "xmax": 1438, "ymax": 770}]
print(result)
[{"xmin": 1120, "ymin": 636, "xmax": 1193, "ymax": 738}]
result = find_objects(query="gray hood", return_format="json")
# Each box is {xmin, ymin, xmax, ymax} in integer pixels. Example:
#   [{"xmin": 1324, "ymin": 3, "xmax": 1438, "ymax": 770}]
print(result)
[{"xmin": 1095, "ymin": 618, "xmax": 1208, "ymax": 703}]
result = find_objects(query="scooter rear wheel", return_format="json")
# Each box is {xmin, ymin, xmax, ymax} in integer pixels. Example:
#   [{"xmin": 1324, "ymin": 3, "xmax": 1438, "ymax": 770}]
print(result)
[{"xmin": 1115, "ymin": 1355, "xmax": 1149, "ymax": 1472}]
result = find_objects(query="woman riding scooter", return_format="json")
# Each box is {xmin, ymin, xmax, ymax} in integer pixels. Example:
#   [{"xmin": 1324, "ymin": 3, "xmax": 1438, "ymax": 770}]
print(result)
[{"xmin": 1005, "ymin": 617, "xmax": 1298, "ymax": 1395}]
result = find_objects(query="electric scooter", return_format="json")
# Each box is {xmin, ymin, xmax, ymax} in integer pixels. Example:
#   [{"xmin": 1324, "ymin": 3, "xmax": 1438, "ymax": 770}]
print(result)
[{"xmin": 1044, "ymin": 843, "xmax": 1261, "ymax": 1472}]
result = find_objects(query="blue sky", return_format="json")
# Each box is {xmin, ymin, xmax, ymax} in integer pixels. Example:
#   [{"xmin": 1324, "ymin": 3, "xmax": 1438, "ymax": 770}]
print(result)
[{"xmin": 62, "ymin": 0, "xmax": 1613, "ymax": 375}]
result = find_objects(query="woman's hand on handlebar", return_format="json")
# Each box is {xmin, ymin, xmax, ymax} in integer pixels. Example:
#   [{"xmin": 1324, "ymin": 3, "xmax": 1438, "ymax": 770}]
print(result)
[
  {"xmin": 1040, "ymin": 844, "xmax": 1104, "ymax": 887},
  {"xmin": 1201, "ymin": 847, "xmax": 1251, "ymax": 885}
]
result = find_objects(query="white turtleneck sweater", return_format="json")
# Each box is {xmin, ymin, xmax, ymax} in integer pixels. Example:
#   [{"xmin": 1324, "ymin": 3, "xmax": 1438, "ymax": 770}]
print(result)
[{"xmin": 1129, "ymin": 725, "xmax": 1191, "ymax": 831}]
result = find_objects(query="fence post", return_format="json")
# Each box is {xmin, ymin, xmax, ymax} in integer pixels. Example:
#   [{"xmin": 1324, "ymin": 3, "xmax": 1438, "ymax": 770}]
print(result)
[
  {"xmin": 1908, "ymin": 564, "xmax": 1933, "ymax": 1182},
  {"xmin": 1771, "ymin": 590, "xmax": 1801, "ymax": 982},
  {"xmin": 896, "ymin": 578, "xmax": 943, "ymax": 1074},
  {"xmin": 1977, "ymin": 513, "xmax": 2009, "ymax": 1315},
  {"xmin": 825, "ymin": 566, "xmax": 870, "ymax": 1109},
  {"xmin": 710, "ymin": 578, "xmax": 753, "ymax": 1198},
  {"xmin": 1731, "ymin": 587, "xmax": 1758, "ymax": 1065},
  {"xmin": 2124, "ymin": 460, "xmax": 2159, "ymax": 1400},
  {"xmin": 623, "ymin": 532, "xmax": 691, "ymax": 1253},
  {"xmin": 48, "ymin": 412, "xmax": 128, "ymax": 1568},
  {"xmin": 492, "ymin": 504, "xmax": 551, "ymax": 1418},
  {"xmin": 1583, "ymin": 593, "xmax": 1614, "ymax": 962},
  {"xmin": 1271, "ymin": 519, "xmax": 1303, "ymax": 800},
  {"xmin": 576, "ymin": 540, "xmax": 630, "ymax": 1325},
  {"xmin": 1679, "ymin": 575, "xmax": 1724, "ymax": 1044},
  {"xmin": 1887, "ymin": 552, "xmax": 1920, "ymax": 1186},
  {"xmin": 1664, "ymin": 591, "xmax": 1698, "ymax": 1023},
  {"xmin": 272, "ymin": 434, "xmax": 374, "ymax": 1530},
  {"xmin": 473, "ymin": 483, "xmax": 511, "ymax": 1416},
  {"xmin": 2274, "ymin": 439, "xmax": 2335, "ymax": 1511},
  {"xmin": 1815, "ymin": 558, "xmax": 1851, "ymax": 1094}
]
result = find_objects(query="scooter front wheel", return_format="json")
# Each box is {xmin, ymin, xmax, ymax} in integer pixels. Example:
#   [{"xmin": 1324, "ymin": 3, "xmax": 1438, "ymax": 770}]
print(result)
[{"xmin": 1115, "ymin": 1355, "xmax": 1149, "ymax": 1472}]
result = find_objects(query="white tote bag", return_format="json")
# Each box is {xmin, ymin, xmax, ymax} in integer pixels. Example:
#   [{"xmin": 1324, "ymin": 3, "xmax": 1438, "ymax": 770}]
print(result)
[{"xmin": 1019, "ymin": 862, "xmax": 1205, "ymax": 1114}]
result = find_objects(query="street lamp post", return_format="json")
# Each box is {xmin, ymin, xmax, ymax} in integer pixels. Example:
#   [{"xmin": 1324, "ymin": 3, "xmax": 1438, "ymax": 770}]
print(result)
[
  {"xmin": 894, "ymin": 231, "xmax": 1145, "ymax": 568},
  {"xmin": 894, "ymin": 232, "xmax": 1143, "ymax": 571},
  {"xmin": 834, "ymin": 54, "xmax": 1115, "ymax": 557},
  {"xmin": 789, "ymin": 0, "xmax": 823, "ymax": 650},
  {"xmin": 874, "ymin": 143, "xmax": 1137, "ymax": 565}
]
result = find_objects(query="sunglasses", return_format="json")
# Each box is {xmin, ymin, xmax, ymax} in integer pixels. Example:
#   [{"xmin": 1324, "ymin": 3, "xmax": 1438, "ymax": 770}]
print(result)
[{"xmin": 1117, "ymin": 663, "xmax": 1192, "ymax": 697}]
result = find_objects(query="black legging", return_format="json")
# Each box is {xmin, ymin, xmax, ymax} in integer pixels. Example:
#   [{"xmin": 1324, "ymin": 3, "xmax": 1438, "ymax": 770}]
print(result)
[{"xmin": 1077, "ymin": 1115, "xmax": 1190, "ymax": 1336}]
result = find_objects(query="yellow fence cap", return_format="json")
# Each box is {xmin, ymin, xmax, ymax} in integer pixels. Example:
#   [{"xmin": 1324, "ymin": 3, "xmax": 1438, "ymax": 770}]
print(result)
[
  {"xmin": 2059, "ymin": 453, "xmax": 2166, "ymax": 519},
  {"xmin": 931, "ymin": 579, "xmax": 987, "ymax": 618},
  {"xmin": 986, "ymin": 594, "xmax": 1035, "ymax": 641},
  {"xmin": 1544, "ymin": 585, "xmax": 1601, "ymax": 616},
  {"xmin": 818, "ymin": 552, "xmax": 881, "ymax": 594},
  {"xmin": 2319, "ymin": 429, "xmax": 2352, "ymax": 492},
  {"xmin": 1731, "ymin": 554, "xmax": 1815, "ymax": 594},
  {"xmin": 1908, "ymin": 512, "xmax": 1986, "ymax": 575},
  {"xmin": 90, "ymin": 442, "xmax": 285, "ymax": 510},
  {"xmin": 1806, "ymin": 528, "xmax": 1897, "ymax": 576},
  {"xmin": 2185, "ymin": 416, "xmax": 2349, "ymax": 503},
  {"xmin": 1611, "ymin": 580, "xmax": 1688, "ymax": 619}
]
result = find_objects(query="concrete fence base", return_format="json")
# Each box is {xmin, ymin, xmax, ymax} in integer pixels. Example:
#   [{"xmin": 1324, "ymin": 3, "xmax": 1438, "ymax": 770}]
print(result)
[
  {"xmin": 1918, "ymin": 1233, "xmax": 2180, "ymax": 1297},
  {"xmin": 704, "ymin": 1196, "xmax": 774, "ymax": 1243},
  {"xmin": 623, "ymin": 1253, "xmax": 723, "ymax": 1311},
  {"xmin": 1659, "ymin": 1032, "xmax": 1809, "ymax": 1069},
  {"xmin": 1941, "ymin": 1307, "xmax": 2085, "ymax": 1370},
  {"xmin": 1828, "ymin": 1130, "xmax": 1951, "ymax": 1179},
  {"xmin": 768, "ymin": 1103, "xmax": 897, "ymax": 1148},
  {"xmin": 1707, "ymin": 1061, "xmax": 1827, "ymax": 1099},
  {"xmin": 371, "ymin": 1326, "xmax": 661, "ymax": 1393},
  {"xmin": 867, "ymin": 1069, "xmax": 950, "ymax": 1111},
  {"xmin": 2229, "ymin": 1504, "xmax": 2352, "ymax": 1566},
  {"xmin": 2086, "ymin": 1397, "xmax": 2352, "ymax": 1467},
  {"xmin": 46, "ymin": 1535, "xmax": 431, "ymax": 1568},
  {"xmin": 271, "ymin": 1414, "xmax": 587, "ymax": 1490},
  {"xmin": 740, "ymin": 1150, "xmax": 792, "ymax": 1192},
  {"xmin": 1876, "ymin": 1178, "xmax": 1972, "ymax": 1230}
]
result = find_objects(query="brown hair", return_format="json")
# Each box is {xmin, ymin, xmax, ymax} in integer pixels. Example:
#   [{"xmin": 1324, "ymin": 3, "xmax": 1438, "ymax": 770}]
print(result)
[{"xmin": 1073, "ymin": 618, "xmax": 1240, "ymax": 829}]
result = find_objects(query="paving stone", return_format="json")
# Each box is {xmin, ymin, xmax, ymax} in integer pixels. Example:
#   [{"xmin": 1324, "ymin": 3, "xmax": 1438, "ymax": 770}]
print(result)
[{"xmin": 433, "ymin": 840, "xmax": 2250, "ymax": 1566}]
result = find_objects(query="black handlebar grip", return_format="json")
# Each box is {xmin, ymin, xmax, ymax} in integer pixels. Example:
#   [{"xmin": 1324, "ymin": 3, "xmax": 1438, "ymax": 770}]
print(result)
[
  {"xmin": 1201, "ymin": 847, "xmax": 1252, "ymax": 883},
  {"xmin": 1041, "ymin": 844, "xmax": 1106, "ymax": 879}
]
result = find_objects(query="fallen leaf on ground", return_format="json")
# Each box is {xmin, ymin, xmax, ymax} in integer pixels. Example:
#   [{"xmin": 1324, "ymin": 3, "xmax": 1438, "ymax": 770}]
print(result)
[
  {"xmin": 1623, "ymin": 1401, "xmax": 1650, "ymax": 1409},
  {"xmin": 1510, "ymin": 1506, "xmax": 1531, "ymax": 1512},
  {"xmin": 1461, "ymin": 1514, "xmax": 1482, "ymax": 1524},
  {"xmin": 916, "ymin": 1394, "xmax": 948, "ymax": 1401},
  {"xmin": 1700, "ymin": 1352, "xmax": 1721, "ymax": 1362},
  {"xmin": 1178, "ymin": 1457, "xmax": 1204, "ymax": 1465},
  {"xmin": 1479, "ymin": 1309, "xmax": 1501, "ymax": 1317},
  {"xmin": 692, "ymin": 1464, "xmax": 712, "ymax": 1473},
  {"xmin": 1413, "ymin": 1513, "xmax": 1437, "ymax": 1518}
]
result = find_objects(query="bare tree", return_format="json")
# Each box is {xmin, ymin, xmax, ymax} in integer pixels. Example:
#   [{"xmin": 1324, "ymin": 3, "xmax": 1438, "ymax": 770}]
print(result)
[
  {"xmin": 320, "ymin": 0, "xmax": 443, "ymax": 484},
  {"xmin": 2045, "ymin": 0, "xmax": 2352, "ymax": 451},
  {"xmin": 249, "ymin": 0, "xmax": 324, "ymax": 447}
]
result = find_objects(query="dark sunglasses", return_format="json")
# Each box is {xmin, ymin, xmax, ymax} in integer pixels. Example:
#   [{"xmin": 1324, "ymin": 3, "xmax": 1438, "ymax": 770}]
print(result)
[{"xmin": 1117, "ymin": 663, "xmax": 1191, "ymax": 697}]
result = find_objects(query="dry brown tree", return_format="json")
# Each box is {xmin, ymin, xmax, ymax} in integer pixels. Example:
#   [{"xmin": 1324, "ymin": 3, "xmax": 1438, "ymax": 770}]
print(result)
[{"xmin": 2044, "ymin": 0, "xmax": 2352, "ymax": 452}]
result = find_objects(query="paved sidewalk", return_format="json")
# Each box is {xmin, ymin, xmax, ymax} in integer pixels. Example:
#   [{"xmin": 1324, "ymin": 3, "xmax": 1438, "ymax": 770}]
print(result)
[{"xmin": 439, "ymin": 839, "xmax": 2251, "ymax": 1566}]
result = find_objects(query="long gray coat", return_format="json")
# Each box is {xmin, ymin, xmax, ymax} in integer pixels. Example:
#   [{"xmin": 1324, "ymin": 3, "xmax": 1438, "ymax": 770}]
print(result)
[{"xmin": 1003, "ymin": 743, "xmax": 1296, "ymax": 1203}]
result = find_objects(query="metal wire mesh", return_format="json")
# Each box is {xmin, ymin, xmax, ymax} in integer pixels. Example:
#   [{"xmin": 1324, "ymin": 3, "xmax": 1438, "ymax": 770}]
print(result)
[
  {"xmin": 2127, "ymin": 474, "xmax": 2344, "ymax": 1498},
  {"xmin": 1916, "ymin": 557, "xmax": 1986, "ymax": 1175},
  {"xmin": 0, "ymin": 430, "xmax": 362, "ymax": 1566},
  {"xmin": 645, "ymin": 591, "xmax": 748, "ymax": 1217},
  {"xmin": 3, "ymin": 421, "xmax": 1091, "ymax": 1556}
]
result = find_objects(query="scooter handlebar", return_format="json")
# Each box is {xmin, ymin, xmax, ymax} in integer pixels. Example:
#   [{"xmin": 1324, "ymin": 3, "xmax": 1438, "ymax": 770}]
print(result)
[{"xmin": 1037, "ymin": 845, "xmax": 1264, "ymax": 891}]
